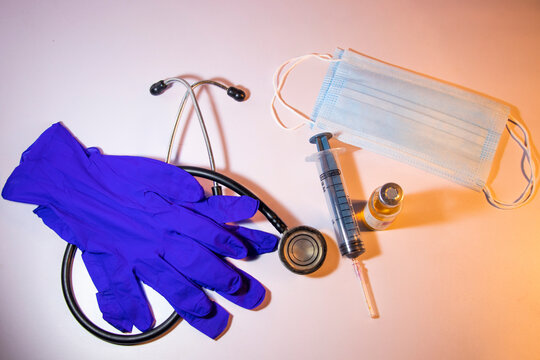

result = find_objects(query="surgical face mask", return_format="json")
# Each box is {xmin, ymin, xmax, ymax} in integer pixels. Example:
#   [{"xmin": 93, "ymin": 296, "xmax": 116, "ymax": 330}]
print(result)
[{"xmin": 272, "ymin": 49, "xmax": 536, "ymax": 209}]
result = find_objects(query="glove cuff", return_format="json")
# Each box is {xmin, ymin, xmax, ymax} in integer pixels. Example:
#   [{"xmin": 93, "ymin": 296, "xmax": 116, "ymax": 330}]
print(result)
[{"xmin": 2, "ymin": 123, "xmax": 90, "ymax": 204}]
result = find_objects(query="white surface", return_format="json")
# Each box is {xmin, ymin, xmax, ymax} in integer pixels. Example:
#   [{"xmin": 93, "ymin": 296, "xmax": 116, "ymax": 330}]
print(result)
[{"xmin": 1, "ymin": 1, "xmax": 539, "ymax": 359}]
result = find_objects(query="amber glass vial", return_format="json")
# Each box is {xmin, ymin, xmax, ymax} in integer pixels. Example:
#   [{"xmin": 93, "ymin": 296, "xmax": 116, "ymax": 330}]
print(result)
[{"xmin": 361, "ymin": 183, "xmax": 403, "ymax": 230}]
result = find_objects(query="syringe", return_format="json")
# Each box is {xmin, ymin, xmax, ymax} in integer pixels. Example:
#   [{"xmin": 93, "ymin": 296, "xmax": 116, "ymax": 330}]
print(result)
[{"xmin": 307, "ymin": 132, "xmax": 378, "ymax": 318}]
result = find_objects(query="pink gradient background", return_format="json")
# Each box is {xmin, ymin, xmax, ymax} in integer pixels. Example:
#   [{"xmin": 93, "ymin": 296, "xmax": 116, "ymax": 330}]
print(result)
[{"xmin": 1, "ymin": 1, "xmax": 539, "ymax": 359}]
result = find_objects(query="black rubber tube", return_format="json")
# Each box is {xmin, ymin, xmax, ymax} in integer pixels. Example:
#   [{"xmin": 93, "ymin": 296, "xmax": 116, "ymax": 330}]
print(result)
[
  {"xmin": 61, "ymin": 244, "xmax": 180, "ymax": 345},
  {"xmin": 61, "ymin": 166, "xmax": 288, "ymax": 345},
  {"xmin": 180, "ymin": 166, "xmax": 287, "ymax": 233}
]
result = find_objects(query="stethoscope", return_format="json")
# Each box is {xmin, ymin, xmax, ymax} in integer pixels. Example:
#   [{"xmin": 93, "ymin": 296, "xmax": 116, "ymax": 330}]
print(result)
[{"xmin": 61, "ymin": 77, "xmax": 327, "ymax": 345}]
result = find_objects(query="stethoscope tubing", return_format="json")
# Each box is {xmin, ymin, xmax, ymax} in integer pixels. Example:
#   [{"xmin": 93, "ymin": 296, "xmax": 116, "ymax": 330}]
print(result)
[{"xmin": 61, "ymin": 166, "xmax": 288, "ymax": 345}]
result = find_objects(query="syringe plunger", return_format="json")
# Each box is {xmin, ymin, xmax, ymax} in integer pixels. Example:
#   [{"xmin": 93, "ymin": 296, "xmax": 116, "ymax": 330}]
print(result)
[{"xmin": 307, "ymin": 133, "xmax": 364, "ymax": 259}]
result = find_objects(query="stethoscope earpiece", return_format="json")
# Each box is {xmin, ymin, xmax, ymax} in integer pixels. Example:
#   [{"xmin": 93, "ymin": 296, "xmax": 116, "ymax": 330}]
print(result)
[
  {"xmin": 150, "ymin": 79, "xmax": 246, "ymax": 102},
  {"xmin": 227, "ymin": 86, "xmax": 246, "ymax": 102},
  {"xmin": 149, "ymin": 80, "xmax": 169, "ymax": 96}
]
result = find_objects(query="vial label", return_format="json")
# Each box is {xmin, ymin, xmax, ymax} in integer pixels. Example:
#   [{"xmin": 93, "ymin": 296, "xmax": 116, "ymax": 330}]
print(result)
[{"xmin": 363, "ymin": 207, "xmax": 394, "ymax": 230}]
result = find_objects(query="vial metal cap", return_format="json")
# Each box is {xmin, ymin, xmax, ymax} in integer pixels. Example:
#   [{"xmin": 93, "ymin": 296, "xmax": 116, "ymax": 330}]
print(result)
[{"xmin": 379, "ymin": 183, "xmax": 403, "ymax": 206}]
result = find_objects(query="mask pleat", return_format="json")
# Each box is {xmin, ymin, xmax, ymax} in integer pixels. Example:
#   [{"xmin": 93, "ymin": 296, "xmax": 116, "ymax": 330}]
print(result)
[{"xmin": 312, "ymin": 50, "xmax": 510, "ymax": 191}]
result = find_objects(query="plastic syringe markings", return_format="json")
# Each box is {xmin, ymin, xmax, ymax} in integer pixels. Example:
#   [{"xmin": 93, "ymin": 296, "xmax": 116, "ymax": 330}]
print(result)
[{"xmin": 324, "ymin": 173, "xmax": 358, "ymax": 239}]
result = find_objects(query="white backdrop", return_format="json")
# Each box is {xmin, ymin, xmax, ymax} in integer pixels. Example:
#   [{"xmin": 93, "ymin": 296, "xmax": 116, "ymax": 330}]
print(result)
[{"xmin": 1, "ymin": 1, "xmax": 539, "ymax": 359}]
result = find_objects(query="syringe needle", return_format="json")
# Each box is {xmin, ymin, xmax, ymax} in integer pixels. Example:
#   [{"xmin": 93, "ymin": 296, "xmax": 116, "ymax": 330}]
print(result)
[
  {"xmin": 307, "ymin": 133, "xmax": 375, "ymax": 317},
  {"xmin": 352, "ymin": 258, "xmax": 378, "ymax": 318}
]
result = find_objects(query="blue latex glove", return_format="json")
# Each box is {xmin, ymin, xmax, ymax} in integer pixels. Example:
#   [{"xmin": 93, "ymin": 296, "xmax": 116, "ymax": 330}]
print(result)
[{"xmin": 2, "ymin": 123, "xmax": 278, "ymax": 339}]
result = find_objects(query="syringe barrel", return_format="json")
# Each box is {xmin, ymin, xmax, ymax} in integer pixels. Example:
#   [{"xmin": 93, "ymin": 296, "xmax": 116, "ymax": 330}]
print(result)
[{"xmin": 307, "ymin": 135, "xmax": 364, "ymax": 259}]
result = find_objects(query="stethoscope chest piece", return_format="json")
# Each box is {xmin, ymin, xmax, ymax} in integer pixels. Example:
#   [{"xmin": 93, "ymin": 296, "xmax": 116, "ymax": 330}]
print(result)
[{"xmin": 278, "ymin": 226, "xmax": 327, "ymax": 275}]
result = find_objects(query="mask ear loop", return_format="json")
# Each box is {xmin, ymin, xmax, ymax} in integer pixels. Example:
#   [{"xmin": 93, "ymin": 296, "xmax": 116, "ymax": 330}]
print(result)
[
  {"xmin": 483, "ymin": 115, "xmax": 537, "ymax": 209},
  {"xmin": 271, "ymin": 53, "xmax": 340, "ymax": 130}
]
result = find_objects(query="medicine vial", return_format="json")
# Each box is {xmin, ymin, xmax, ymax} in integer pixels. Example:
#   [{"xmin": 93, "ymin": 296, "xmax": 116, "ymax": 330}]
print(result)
[{"xmin": 361, "ymin": 183, "xmax": 403, "ymax": 230}]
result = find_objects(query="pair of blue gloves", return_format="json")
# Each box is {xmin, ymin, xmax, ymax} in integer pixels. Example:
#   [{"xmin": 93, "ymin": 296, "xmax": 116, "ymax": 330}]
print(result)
[{"xmin": 2, "ymin": 123, "xmax": 278, "ymax": 339}]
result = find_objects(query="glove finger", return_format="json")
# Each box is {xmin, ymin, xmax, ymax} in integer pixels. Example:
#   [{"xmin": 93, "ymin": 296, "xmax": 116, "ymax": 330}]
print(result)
[
  {"xmin": 183, "ymin": 196, "xmax": 259, "ymax": 223},
  {"xmin": 163, "ymin": 234, "xmax": 242, "ymax": 294},
  {"xmin": 134, "ymin": 257, "xmax": 213, "ymax": 318},
  {"xmin": 93, "ymin": 154, "xmax": 204, "ymax": 203},
  {"xmin": 223, "ymin": 225, "xmax": 279, "ymax": 256},
  {"xmin": 82, "ymin": 251, "xmax": 154, "ymax": 333},
  {"xmin": 217, "ymin": 267, "xmax": 267, "ymax": 310},
  {"xmin": 161, "ymin": 207, "xmax": 249, "ymax": 259},
  {"xmin": 179, "ymin": 196, "xmax": 278, "ymax": 255},
  {"xmin": 177, "ymin": 302, "xmax": 230, "ymax": 339}
]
